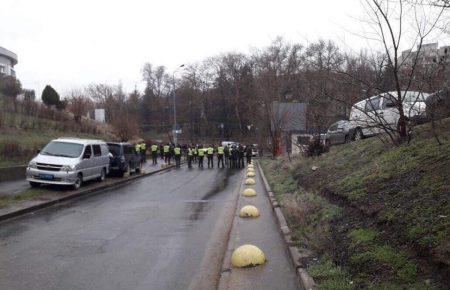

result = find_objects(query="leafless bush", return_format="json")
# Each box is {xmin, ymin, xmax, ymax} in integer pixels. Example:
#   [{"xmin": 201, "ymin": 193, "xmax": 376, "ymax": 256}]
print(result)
[{"xmin": 284, "ymin": 194, "xmax": 314, "ymax": 226}]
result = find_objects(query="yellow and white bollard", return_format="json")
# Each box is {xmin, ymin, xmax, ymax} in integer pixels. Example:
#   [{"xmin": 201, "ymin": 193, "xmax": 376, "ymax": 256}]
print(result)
[
  {"xmin": 239, "ymin": 205, "xmax": 260, "ymax": 218},
  {"xmin": 245, "ymin": 178, "xmax": 256, "ymax": 185},
  {"xmin": 242, "ymin": 188, "xmax": 257, "ymax": 197},
  {"xmin": 247, "ymin": 171, "xmax": 255, "ymax": 177},
  {"xmin": 231, "ymin": 244, "xmax": 266, "ymax": 267}
]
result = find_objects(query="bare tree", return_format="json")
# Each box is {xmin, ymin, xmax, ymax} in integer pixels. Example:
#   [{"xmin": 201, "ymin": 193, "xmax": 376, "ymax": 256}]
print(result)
[
  {"xmin": 67, "ymin": 90, "xmax": 92, "ymax": 124},
  {"xmin": 333, "ymin": 0, "xmax": 447, "ymax": 144}
]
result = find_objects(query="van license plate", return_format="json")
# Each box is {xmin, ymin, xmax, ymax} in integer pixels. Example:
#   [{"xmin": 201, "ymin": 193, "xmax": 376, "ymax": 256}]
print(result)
[{"xmin": 39, "ymin": 174, "xmax": 54, "ymax": 180}]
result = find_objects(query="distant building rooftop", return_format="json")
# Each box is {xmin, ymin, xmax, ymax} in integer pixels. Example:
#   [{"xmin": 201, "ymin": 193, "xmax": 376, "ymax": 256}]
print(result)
[{"xmin": 0, "ymin": 46, "xmax": 18, "ymax": 66}]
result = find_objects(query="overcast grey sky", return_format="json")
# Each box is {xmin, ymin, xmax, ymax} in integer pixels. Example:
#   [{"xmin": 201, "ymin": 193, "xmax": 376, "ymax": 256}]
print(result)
[{"xmin": 1, "ymin": 0, "xmax": 448, "ymax": 97}]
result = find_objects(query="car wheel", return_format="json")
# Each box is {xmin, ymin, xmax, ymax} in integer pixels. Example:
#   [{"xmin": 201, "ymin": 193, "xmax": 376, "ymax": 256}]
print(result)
[
  {"xmin": 73, "ymin": 174, "xmax": 82, "ymax": 190},
  {"xmin": 29, "ymin": 181, "xmax": 40, "ymax": 188},
  {"xmin": 98, "ymin": 168, "xmax": 106, "ymax": 182},
  {"xmin": 354, "ymin": 128, "xmax": 364, "ymax": 141}
]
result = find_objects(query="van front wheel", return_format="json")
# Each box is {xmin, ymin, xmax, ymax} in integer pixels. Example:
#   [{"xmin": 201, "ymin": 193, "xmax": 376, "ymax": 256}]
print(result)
[
  {"xmin": 73, "ymin": 174, "xmax": 82, "ymax": 190},
  {"xmin": 98, "ymin": 168, "xmax": 106, "ymax": 182}
]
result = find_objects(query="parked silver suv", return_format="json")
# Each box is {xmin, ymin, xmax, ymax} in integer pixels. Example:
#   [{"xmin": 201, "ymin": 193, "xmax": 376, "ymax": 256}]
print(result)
[{"xmin": 26, "ymin": 138, "xmax": 110, "ymax": 189}]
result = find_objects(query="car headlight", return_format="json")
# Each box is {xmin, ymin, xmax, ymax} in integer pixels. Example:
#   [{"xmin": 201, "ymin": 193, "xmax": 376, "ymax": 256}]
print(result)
[
  {"xmin": 61, "ymin": 165, "xmax": 75, "ymax": 172},
  {"xmin": 28, "ymin": 161, "xmax": 37, "ymax": 169}
]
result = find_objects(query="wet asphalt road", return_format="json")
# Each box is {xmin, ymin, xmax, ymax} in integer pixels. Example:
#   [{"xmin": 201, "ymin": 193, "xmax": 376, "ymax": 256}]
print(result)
[{"xmin": 0, "ymin": 166, "xmax": 242, "ymax": 290}]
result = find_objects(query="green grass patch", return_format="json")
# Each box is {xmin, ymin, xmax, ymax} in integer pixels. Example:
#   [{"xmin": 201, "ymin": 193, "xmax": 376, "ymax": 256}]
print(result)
[
  {"xmin": 348, "ymin": 228, "xmax": 378, "ymax": 246},
  {"xmin": 0, "ymin": 187, "xmax": 50, "ymax": 207},
  {"xmin": 260, "ymin": 119, "xmax": 450, "ymax": 289},
  {"xmin": 308, "ymin": 257, "xmax": 355, "ymax": 290},
  {"xmin": 350, "ymin": 245, "xmax": 417, "ymax": 283}
]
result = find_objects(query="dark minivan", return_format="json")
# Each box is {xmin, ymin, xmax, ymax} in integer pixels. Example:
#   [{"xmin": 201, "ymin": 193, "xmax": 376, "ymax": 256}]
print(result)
[{"xmin": 107, "ymin": 142, "xmax": 142, "ymax": 177}]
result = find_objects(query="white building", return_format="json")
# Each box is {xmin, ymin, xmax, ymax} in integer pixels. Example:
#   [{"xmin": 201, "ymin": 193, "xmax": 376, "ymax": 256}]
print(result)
[
  {"xmin": 0, "ymin": 46, "xmax": 18, "ymax": 77},
  {"xmin": 400, "ymin": 43, "xmax": 450, "ymax": 66},
  {"xmin": 94, "ymin": 109, "xmax": 106, "ymax": 123}
]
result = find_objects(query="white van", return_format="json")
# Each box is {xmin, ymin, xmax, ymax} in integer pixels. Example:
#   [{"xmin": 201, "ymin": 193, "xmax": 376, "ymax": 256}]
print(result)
[
  {"xmin": 349, "ymin": 91, "xmax": 429, "ymax": 140},
  {"xmin": 26, "ymin": 138, "xmax": 110, "ymax": 189},
  {"xmin": 221, "ymin": 141, "xmax": 238, "ymax": 147}
]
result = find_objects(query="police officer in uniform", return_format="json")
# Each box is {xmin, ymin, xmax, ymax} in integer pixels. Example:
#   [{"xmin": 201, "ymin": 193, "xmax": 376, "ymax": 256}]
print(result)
[
  {"xmin": 174, "ymin": 145, "xmax": 181, "ymax": 167},
  {"xmin": 140, "ymin": 142, "xmax": 147, "ymax": 163},
  {"xmin": 238, "ymin": 145, "xmax": 245, "ymax": 168},
  {"xmin": 193, "ymin": 146, "xmax": 198, "ymax": 164},
  {"xmin": 198, "ymin": 145, "xmax": 205, "ymax": 168},
  {"xmin": 163, "ymin": 143, "xmax": 171, "ymax": 164},
  {"xmin": 231, "ymin": 145, "xmax": 238, "ymax": 169},
  {"xmin": 246, "ymin": 145, "xmax": 252, "ymax": 164},
  {"xmin": 159, "ymin": 144, "xmax": 164, "ymax": 160},
  {"xmin": 151, "ymin": 143, "xmax": 158, "ymax": 165},
  {"xmin": 207, "ymin": 145, "xmax": 214, "ymax": 168},
  {"xmin": 217, "ymin": 145, "xmax": 224, "ymax": 168},
  {"xmin": 224, "ymin": 145, "xmax": 230, "ymax": 167},
  {"xmin": 187, "ymin": 146, "xmax": 193, "ymax": 168},
  {"xmin": 135, "ymin": 143, "xmax": 141, "ymax": 162}
]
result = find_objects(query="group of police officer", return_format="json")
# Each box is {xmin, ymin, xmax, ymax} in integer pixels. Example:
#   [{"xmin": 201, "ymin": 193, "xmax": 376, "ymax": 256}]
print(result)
[
  {"xmin": 134, "ymin": 142, "xmax": 147, "ymax": 163},
  {"xmin": 147, "ymin": 143, "xmax": 253, "ymax": 169}
]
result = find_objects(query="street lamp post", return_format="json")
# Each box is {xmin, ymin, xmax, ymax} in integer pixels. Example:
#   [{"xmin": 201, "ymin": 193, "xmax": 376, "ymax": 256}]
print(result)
[{"xmin": 172, "ymin": 64, "xmax": 184, "ymax": 145}]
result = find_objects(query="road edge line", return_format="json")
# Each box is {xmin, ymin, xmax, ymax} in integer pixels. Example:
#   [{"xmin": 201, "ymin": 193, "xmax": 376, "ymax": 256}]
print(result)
[
  {"xmin": 0, "ymin": 163, "xmax": 181, "ymax": 223},
  {"xmin": 257, "ymin": 161, "xmax": 316, "ymax": 290}
]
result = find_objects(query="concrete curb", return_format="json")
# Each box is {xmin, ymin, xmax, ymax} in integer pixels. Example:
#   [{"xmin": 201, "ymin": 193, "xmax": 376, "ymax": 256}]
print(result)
[
  {"xmin": 0, "ymin": 163, "xmax": 181, "ymax": 223},
  {"xmin": 257, "ymin": 162, "xmax": 316, "ymax": 290}
]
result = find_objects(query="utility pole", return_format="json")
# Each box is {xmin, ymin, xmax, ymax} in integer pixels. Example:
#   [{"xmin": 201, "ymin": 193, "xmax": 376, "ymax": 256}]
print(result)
[{"xmin": 172, "ymin": 64, "xmax": 185, "ymax": 145}]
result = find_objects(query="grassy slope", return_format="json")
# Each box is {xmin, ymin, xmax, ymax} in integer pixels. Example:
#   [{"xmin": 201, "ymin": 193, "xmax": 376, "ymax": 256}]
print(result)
[
  {"xmin": 261, "ymin": 119, "xmax": 449, "ymax": 289},
  {"xmin": 0, "ymin": 128, "xmax": 111, "ymax": 167},
  {"xmin": 0, "ymin": 100, "xmax": 112, "ymax": 167}
]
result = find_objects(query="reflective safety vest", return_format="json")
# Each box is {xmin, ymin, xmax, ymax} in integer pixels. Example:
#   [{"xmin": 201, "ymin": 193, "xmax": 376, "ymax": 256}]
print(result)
[
  {"xmin": 163, "ymin": 145, "xmax": 170, "ymax": 153},
  {"xmin": 174, "ymin": 147, "xmax": 181, "ymax": 155},
  {"xmin": 193, "ymin": 148, "xmax": 197, "ymax": 155},
  {"xmin": 151, "ymin": 144, "xmax": 158, "ymax": 152},
  {"xmin": 188, "ymin": 148, "xmax": 193, "ymax": 156},
  {"xmin": 207, "ymin": 147, "xmax": 214, "ymax": 155},
  {"xmin": 217, "ymin": 146, "xmax": 224, "ymax": 155},
  {"xmin": 141, "ymin": 143, "xmax": 146, "ymax": 151},
  {"xmin": 198, "ymin": 149, "xmax": 205, "ymax": 157},
  {"xmin": 135, "ymin": 144, "xmax": 141, "ymax": 152}
]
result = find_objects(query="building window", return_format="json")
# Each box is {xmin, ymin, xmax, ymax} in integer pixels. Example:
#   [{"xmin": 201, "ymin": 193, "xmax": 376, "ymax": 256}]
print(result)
[
  {"xmin": 0, "ymin": 65, "xmax": 5, "ymax": 74},
  {"xmin": 10, "ymin": 68, "xmax": 16, "ymax": 77}
]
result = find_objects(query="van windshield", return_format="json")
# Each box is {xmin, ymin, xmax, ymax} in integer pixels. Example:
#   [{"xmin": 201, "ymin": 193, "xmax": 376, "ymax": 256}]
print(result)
[{"xmin": 41, "ymin": 141, "xmax": 84, "ymax": 158}]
